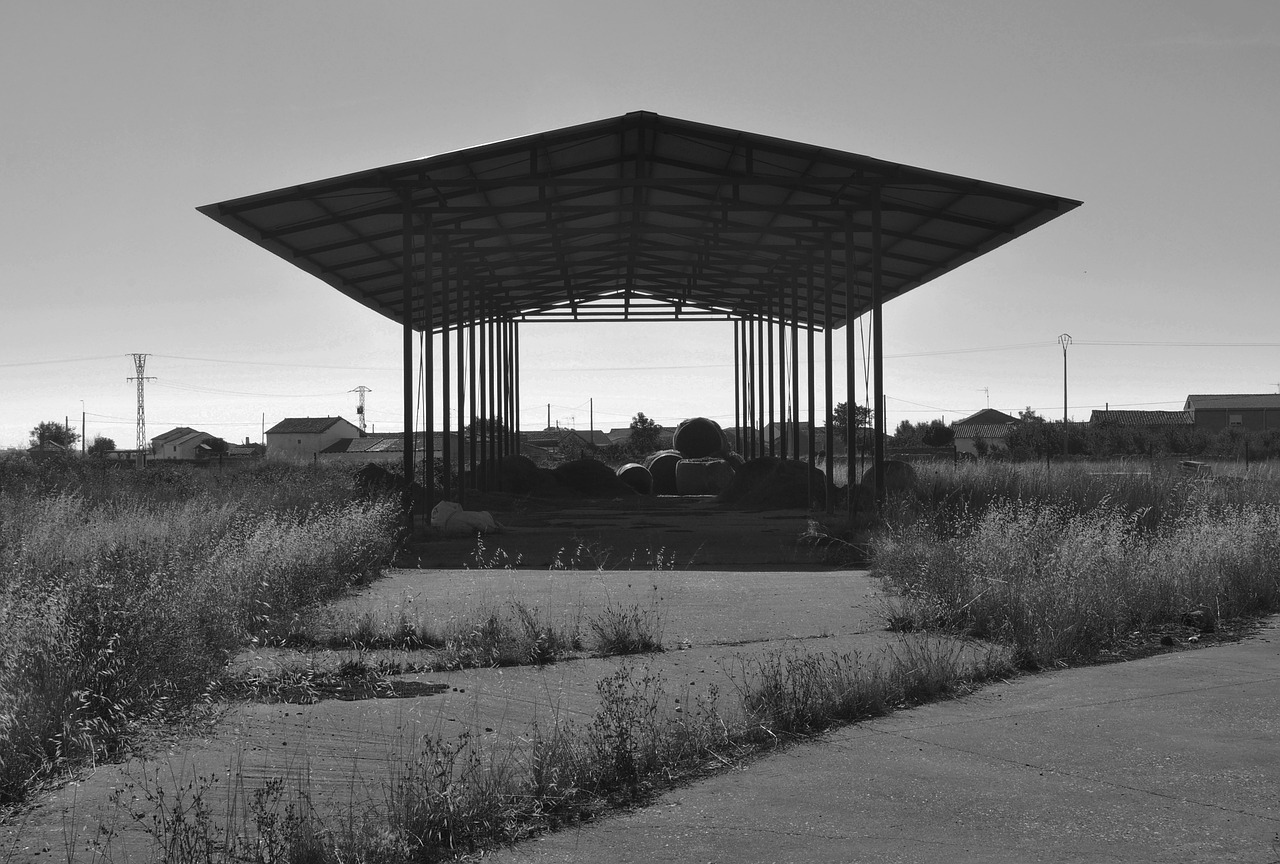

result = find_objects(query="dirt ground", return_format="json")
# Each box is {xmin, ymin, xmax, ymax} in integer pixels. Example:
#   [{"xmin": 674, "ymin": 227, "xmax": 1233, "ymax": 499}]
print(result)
[{"xmin": 407, "ymin": 494, "xmax": 858, "ymax": 571}]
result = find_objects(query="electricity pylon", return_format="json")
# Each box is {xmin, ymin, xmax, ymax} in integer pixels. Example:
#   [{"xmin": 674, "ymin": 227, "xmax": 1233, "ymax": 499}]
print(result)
[
  {"xmin": 351, "ymin": 386, "xmax": 371, "ymax": 434},
  {"xmin": 127, "ymin": 354, "xmax": 156, "ymax": 467}
]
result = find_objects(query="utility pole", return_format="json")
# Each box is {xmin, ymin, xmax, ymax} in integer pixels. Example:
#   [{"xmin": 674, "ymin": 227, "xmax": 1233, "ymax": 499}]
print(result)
[
  {"xmin": 1058, "ymin": 334, "xmax": 1072, "ymax": 459},
  {"xmin": 127, "ymin": 353, "xmax": 155, "ymax": 468},
  {"xmin": 81, "ymin": 400, "xmax": 85, "ymax": 456},
  {"xmin": 351, "ymin": 386, "xmax": 372, "ymax": 434}
]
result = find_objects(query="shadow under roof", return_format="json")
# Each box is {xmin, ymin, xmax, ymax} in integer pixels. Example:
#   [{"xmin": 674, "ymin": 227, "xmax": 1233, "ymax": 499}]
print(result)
[{"xmin": 198, "ymin": 111, "xmax": 1080, "ymax": 332}]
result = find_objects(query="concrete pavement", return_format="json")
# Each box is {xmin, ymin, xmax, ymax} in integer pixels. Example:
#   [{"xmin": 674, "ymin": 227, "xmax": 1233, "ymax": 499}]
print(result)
[{"xmin": 485, "ymin": 618, "xmax": 1280, "ymax": 864}]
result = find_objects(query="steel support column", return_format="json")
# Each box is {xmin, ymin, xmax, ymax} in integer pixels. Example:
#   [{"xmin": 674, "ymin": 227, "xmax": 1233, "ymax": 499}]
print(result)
[
  {"xmin": 872, "ymin": 192, "xmax": 886, "ymax": 507},
  {"xmin": 767, "ymin": 286, "xmax": 775, "ymax": 457},
  {"xmin": 401, "ymin": 207, "xmax": 415, "ymax": 515},
  {"xmin": 806, "ymin": 266, "xmax": 816, "ymax": 503},
  {"xmin": 455, "ymin": 263, "xmax": 466, "ymax": 507},
  {"xmin": 846, "ymin": 221, "xmax": 859, "ymax": 522},
  {"xmin": 823, "ymin": 235, "xmax": 834, "ymax": 514},
  {"xmin": 422, "ymin": 225, "xmax": 434, "ymax": 510},
  {"xmin": 790, "ymin": 277, "xmax": 800, "ymax": 462},
  {"xmin": 737, "ymin": 317, "xmax": 747, "ymax": 453},
  {"xmin": 441, "ymin": 248, "xmax": 451, "ymax": 501}
]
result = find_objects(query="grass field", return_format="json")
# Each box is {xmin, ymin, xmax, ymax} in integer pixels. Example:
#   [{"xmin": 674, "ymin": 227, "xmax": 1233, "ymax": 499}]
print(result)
[
  {"xmin": 5, "ymin": 454, "xmax": 1279, "ymax": 862},
  {"xmin": 0, "ymin": 457, "xmax": 399, "ymax": 805}
]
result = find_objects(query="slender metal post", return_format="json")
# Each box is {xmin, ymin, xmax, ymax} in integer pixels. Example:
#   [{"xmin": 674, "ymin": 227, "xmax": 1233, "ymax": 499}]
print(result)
[
  {"xmin": 767, "ymin": 285, "xmax": 775, "ymax": 457},
  {"xmin": 471, "ymin": 289, "xmax": 481, "ymax": 486},
  {"xmin": 737, "ymin": 322, "xmax": 747, "ymax": 455},
  {"xmin": 441, "ymin": 246, "xmax": 451, "ymax": 501},
  {"xmin": 456, "ymin": 263, "xmax": 466, "ymax": 506},
  {"xmin": 401, "ymin": 206, "xmax": 415, "ymax": 514},
  {"xmin": 871, "ymin": 196, "xmax": 886, "ymax": 509},
  {"xmin": 806, "ymin": 265, "xmax": 816, "ymax": 469},
  {"xmin": 422, "ymin": 226, "xmax": 434, "ymax": 509},
  {"xmin": 752, "ymin": 311, "xmax": 762, "ymax": 460},
  {"xmin": 791, "ymin": 276, "xmax": 800, "ymax": 462},
  {"xmin": 1059, "ymin": 333, "xmax": 1072, "ymax": 458},
  {"xmin": 823, "ymin": 235, "xmax": 834, "ymax": 513}
]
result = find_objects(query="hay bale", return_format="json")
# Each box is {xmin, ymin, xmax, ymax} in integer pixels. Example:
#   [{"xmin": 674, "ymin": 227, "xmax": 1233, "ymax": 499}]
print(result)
[
  {"xmin": 706, "ymin": 458, "xmax": 736, "ymax": 493},
  {"xmin": 643, "ymin": 449, "xmax": 682, "ymax": 495},
  {"xmin": 676, "ymin": 458, "xmax": 735, "ymax": 495},
  {"xmin": 718, "ymin": 457, "xmax": 826, "ymax": 510},
  {"xmin": 673, "ymin": 417, "xmax": 728, "ymax": 459},
  {"xmin": 616, "ymin": 463, "xmax": 653, "ymax": 495},
  {"xmin": 859, "ymin": 459, "xmax": 917, "ymax": 495},
  {"xmin": 675, "ymin": 459, "xmax": 710, "ymax": 495},
  {"xmin": 552, "ymin": 458, "xmax": 637, "ymax": 498}
]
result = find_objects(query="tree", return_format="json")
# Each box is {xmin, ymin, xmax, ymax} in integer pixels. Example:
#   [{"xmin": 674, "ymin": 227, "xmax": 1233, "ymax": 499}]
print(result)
[
  {"xmin": 203, "ymin": 436, "xmax": 229, "ymax": 455},
  {"xmin": 921, "ymin": 418, "xmax": 955, "ymax": 448},
  {"xmin": 29, "ymin": 420, "xmax": 80, "ymax": 449},
  {"xmin": 829, "ymin": 401, "xmax": 873, "ymax": 445},
  {"xmin": 628, "ymin": 412, "xmax": 662, "ymax": 454},
  {"xmin": 87, "ymin": 435, "xmax": 116, "ymax": 457},
  {"xmin": 1018, "ymin": 406, "xmax": 1045, "ymax": 423}
]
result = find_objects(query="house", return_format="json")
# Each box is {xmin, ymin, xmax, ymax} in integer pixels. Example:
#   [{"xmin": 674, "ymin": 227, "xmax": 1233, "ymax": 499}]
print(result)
[
  {"xmin": 150, "ymin": 427, "xmax": 217, "ymax": 460},
  {"xmin": 1183, "ymin": 394, "xmax": 1280, "ymax": 432},
  {"xmin": 1088, "ymin": 410, "xmax": 1193, "ymax": 429},
  {"xmin": 26, "ymin": 440, "xmax": 68, "ymax": 460},
  {"xmin": 952, "ymin": 408, "xmax": 1019, "ymax": 457},
  {"xmin": 265, "ymin": 417, "xmax": 362, "ymax": 461}
]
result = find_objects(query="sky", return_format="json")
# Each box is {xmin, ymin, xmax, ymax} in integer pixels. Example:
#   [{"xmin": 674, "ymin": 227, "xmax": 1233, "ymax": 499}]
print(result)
[{"xmin": 3, "ymin": 1, "xmax": 1278, "ymax": 450}]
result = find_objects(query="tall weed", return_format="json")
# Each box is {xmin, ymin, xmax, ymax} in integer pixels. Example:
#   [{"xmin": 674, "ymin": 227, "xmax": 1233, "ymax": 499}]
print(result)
[{"xmin": 0, "ymin": 460, "xmax": 399, "ymax": 805}]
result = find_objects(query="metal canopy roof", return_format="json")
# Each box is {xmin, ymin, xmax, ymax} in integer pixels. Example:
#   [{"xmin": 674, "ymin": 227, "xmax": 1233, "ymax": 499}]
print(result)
[{"xmin": 198, "ymin": 111, "xmax": 1080, "ymax": 332}]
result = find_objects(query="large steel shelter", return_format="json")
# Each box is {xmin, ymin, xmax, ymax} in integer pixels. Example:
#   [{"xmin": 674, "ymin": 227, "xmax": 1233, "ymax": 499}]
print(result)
[{"xmin": 199, "ymin": 111, "xmax": 1080, "ymax": 512}]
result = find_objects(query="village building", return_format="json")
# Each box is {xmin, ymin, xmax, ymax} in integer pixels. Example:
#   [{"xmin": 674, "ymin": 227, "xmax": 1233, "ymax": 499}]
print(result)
[
  {"xmin": 951, "ymin": 408, "xmax": 1020, "ymax": 457},
  {"xmin": 150, "ymin": 427, "xmax": 217, "ymax": 460},
  {"xmin": 1183, "ymin": 394, "xmax": 1280, "ymax": 432},
  {"xmin": 265, "ymin": 417, "xmax": 362, "ymax": 461}
]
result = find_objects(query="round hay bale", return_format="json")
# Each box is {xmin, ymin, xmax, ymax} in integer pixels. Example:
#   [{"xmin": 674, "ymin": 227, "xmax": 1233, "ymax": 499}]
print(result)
[
  {"xmin": 675, "ymin": 459, "xmax": 710, "ymax": 495},
  {"xmin": 673, "ymin": 417, "xmax": 727, "ymax": 459},
  {"xmin": 718, "ymin": 457, "xmax": 826, "ymax": 510},
  {"xmin": 643, "ymin": 449, "xmax": 682, "ymax": 495},
  {"xmin": 705, "ymin": 458, "xmax": 736, "ymax": 494},
  {"xmin": 616, "ymin": 462, "xmax": 653, "ymax": 495},
  {"xmin": 551, "ymin": 458, "xmax": 636, "ymax": 498},
  {"xmin": 860, "ymin": 459, "xmax": 917, "ymax": 495}
]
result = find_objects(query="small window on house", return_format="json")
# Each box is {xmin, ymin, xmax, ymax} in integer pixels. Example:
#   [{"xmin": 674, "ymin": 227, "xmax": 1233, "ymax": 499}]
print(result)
[
  {"xmin": 1229, "ymin": 415, "xmax": 1243, "ymax": 427},
  {"xmin": 297, "ymin": 439, "xmax": 302, "ymax": 444}
]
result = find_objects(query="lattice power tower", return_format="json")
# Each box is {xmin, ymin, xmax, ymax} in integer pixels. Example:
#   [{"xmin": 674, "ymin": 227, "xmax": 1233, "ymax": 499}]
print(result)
[
  {"xmin": 351, "ymin": 386, "xmax": 371, "ymax": 433},
  {"xmin": 127, "ymin": 353, "xmax": 155, "ymax": 467}
]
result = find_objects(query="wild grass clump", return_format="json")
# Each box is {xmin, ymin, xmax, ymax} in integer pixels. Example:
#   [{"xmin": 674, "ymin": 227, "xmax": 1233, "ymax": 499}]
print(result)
[
  {"xmin": 123, "ymin": 638, "xmax": 999, "ymax": 862},
  {"xmin": 588, "ymin": 603, "xmax": 664, "ymax": 656},
  {"xmin": 874, "ymin": 498, "xmax": 1280, "ymax": 668},
  {"xmin": 734, "ymin": 637, "xmax": 1005, "ymax": 737},
  {"xmin": 0, "ymin": 463, "xmax": 399, "ymax": 805},
  {"xmin": 439, "ymin": 601, "xmax": 581, "ymax": 669}
]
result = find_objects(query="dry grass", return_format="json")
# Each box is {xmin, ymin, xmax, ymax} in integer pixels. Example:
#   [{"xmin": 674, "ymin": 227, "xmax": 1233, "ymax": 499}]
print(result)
[{"xmin": 0, "ymin": 457, "xmax": 399, "ymax": 805}]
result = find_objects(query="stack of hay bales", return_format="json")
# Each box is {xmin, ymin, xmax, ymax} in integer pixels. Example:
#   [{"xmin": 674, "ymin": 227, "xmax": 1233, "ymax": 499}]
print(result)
[{"xmin": 668, "ymin": 417, "xmax": 737, "ymax": 496}]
